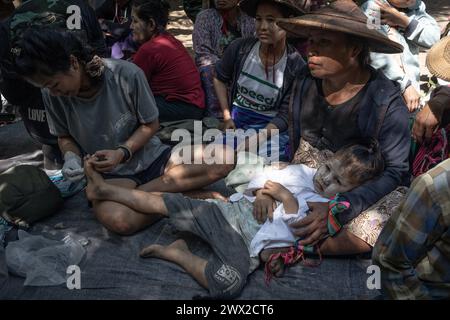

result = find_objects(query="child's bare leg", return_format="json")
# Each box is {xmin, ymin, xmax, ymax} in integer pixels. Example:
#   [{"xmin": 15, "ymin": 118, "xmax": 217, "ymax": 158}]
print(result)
[
  {"xmin": 140, "ymin": 239, "xmax": 208, "ymax": 288},
  {"xmin": 84, "ymin": 159, "xmax": 168, "ymax": 216},
  {"xmin": 260, "ymin": 247, "xmax": 291, "ymax": 277}
]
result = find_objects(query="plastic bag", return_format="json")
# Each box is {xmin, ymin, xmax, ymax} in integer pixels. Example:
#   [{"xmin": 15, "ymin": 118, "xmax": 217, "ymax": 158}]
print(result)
[
  {"xmin": 45, "ymin": 169, "xmax": 86, "ymax": 198},
  {"xmin": 225, "ymin": 151, "xmax": 267, "ymax": 193},
  {"xmin": 0, "ymin": 216, "xmax": 13, "ymax": 247},
  {"xmin": 5, "ymin": 230, "xmax": 86, "ymax": 286}
]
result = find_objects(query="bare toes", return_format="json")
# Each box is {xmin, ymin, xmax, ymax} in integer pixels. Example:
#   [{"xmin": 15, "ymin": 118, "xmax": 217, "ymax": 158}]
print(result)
[{"xmin": 140, "ymin": 244, "xmax": 162, "ymax": 258}]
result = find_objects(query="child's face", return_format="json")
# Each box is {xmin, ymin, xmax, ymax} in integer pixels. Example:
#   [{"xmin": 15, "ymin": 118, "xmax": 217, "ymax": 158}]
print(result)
[
  {"xmin": 313, "ymin": 158, "xmax": 360, "ymax": 198},
  {"xmin": 387, "ymin": 0, "xmax": 417, "ymax": 9}
]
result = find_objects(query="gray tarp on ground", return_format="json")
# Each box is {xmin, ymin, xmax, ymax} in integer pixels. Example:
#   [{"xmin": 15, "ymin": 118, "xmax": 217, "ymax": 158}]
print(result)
[{"xmin": 0, "ymin": 121, "xmax": 379, "ymax": 300}]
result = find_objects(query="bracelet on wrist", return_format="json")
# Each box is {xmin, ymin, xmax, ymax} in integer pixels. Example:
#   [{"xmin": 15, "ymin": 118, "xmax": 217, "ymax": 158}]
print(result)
[
  {"xmin": 117, "ymin": 145, "xmax": 132, "ymax": 163},
  {"xmin": 327, "ymin": 193, "xmax": 350, "ymax": 236}
]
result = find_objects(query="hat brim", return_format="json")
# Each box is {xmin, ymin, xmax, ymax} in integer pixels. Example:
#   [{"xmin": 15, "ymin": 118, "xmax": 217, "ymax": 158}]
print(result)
[
  {"xmin": 276, "ymin": 16, "xmax": 404, "ymax": 54},
  {"xmin": 239, "ymin": 0, "xmax": 304, "ymax": 18},
  {"xmin": 426, "ymin": 36, "xmax": 450, "ymax": 82}
]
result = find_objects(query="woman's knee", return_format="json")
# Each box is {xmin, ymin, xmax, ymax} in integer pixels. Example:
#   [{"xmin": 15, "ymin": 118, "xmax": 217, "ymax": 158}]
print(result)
[
  {"xmin": 215, "ymin": 163, "xmax": 235, "ymax": 179},
  {"xmin": 106, "ymin": 216, "xmax": 137, "ymax": 235},
  {"xmin": 94, "ymin": 202, "xmax": 138, "ymax": 235},
  {"xmin": 208, "ymin": 145, "xmax": 236, "ymax": 178}
]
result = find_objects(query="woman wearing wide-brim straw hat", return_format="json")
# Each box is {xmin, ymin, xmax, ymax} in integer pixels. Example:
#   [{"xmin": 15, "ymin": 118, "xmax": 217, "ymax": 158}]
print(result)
[
  {"xmin": 276, "ymin": 0, "xmax": 404, "ymax": 53},
  {"xmin": 238, "ymin": 0, "xmax": 310, "ymax": 17},
  {"xmin": 412, "ymin": 36, "xmax": 450, "ymax": 144},
  {"xmin": 260, "ymin": 0, "xmax": 412, "ymax": 256}
]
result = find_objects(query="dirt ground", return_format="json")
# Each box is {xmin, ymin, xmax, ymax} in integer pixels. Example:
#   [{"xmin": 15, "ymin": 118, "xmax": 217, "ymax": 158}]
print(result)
[
  {"xmin": 166, "ymin": 0, "xmax": 450, "ymax": 75},
  {"xmin": 167, "ymin": 0, "xmax": 196, "ymax": 55}
]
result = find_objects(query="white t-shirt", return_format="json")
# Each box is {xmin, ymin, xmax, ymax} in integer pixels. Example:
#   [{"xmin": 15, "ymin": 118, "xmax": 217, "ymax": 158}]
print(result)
[{"xmin": 232, "ymin": 41, "xmax": 287, "ymax": 117}]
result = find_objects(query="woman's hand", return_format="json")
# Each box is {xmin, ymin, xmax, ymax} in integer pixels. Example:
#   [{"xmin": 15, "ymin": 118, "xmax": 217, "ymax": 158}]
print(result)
[
  {"xmin": 62, "ymin": 151, "xmax": 84, "ymax": 182},
  {"xmin": 289, "ymin": 202, "xmax": 329, "ymax": 246},
  {"xmin": 90, "ymin": 149, "xmax": 125, "ymax": 172},
  {"xmin": 403, "ymin": 85, "xmax": 421, "ymax": 112},
  {"xmin": 412, "ymin": 103, "xmax": 440, "ymax": 144},
  {"xmin": 222, "ymin": 118, "xmax": 236, "ymax": 131},
  {"xmin": 376, "ymin": 0, "xmax": 410, "ymax": 29},
  {"xmin": 253, "ymin": 190, "xmax": 277, "ymax": 224}
]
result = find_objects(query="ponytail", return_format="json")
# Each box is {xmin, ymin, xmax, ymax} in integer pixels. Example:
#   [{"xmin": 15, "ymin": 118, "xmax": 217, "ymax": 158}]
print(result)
[{"xmin": 13, "ymin": 28, "xmax": 104, "ymax": 82}]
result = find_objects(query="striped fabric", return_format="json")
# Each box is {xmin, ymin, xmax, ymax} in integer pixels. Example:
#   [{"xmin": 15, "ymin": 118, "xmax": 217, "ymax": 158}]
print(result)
[{"xmin": 373, "ymin": 159, "xmax": 450, "ymax": 299}]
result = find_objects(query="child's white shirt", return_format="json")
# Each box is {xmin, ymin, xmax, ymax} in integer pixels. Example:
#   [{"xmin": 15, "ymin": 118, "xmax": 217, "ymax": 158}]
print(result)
[{"xmin": 228, "ymin": 164, "xmax": 329, "ymax": 257}]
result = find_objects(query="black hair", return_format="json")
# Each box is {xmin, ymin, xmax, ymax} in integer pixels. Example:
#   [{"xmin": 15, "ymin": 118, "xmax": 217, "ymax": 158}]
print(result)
[
  {"xmin": 132, "ymin": 0, "xmax": 171, "ymax": 31},
  {"xmin": 346, "ymin": 35, "xmax": 371, "ymax": 68},
  {"xmin": 334, "ymin": 137, "xmax": 384, "ymax": 185},
  {"xmin": 12, "ymin": 27, "xmax": 103, "ymax": 83},
  {"xmin": 257, "ymin": 0, "xmax": 299, "ymax": 18}
]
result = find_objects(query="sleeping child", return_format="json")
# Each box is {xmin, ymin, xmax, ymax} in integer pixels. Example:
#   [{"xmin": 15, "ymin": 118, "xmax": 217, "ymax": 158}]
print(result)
[{"xmin": 83, "ymin": 138, "xmax": 384, "ymax": 299}]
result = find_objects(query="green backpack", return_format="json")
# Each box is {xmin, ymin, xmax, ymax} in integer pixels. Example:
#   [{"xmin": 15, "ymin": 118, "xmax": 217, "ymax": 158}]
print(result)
[
  {"xmin": 0, "ymin": 165, "xmax": 63, "ymax": 228},
  {"xmin": 10, "ymin": 0, "xmax": 77, "ymax": 42},
  {"xmin": 7, "ymin": 0, "xmax": 92, "ymax": 59}
]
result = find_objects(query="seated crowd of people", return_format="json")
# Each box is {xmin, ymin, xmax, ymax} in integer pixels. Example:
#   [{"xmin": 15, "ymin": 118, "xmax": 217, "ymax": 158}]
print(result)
[{"xmin": 0, "ymin": 0, "xmax": 449, "ymax": 299}]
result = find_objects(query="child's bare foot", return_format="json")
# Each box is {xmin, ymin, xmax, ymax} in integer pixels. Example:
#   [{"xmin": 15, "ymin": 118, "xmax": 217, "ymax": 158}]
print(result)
[
  {"xmin": 141, "ymin": 239, "xmax": 209, "ymax": 289},
  {"xmin": 84, "ymin": 158, "xmax": 109, "ymax": 201},
  {"xmin": 268, "ymin": 257, "xmax": 284, "ymax": 277},
  {"xmin": 260, "ymin": 248, "xmax": 290, "ymax": 278},
  {"xmin": 140, "ymin": 239, "xmax": 190, "ymax": 262}
]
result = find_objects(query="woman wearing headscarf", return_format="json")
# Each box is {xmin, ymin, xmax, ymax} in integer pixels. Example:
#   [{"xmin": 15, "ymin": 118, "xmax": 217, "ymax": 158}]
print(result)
[
  {"xmin": 193, "ymin": 0, "xmax": 255, "ymax": 118},
  {"xmin": 213, "ymin": 0, "xmax": 306, "ymax": 161}
]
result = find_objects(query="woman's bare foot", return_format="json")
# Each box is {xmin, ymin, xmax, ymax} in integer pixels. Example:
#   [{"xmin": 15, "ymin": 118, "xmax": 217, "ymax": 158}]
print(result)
[
  {"xmin": 84, "ymin": 159, "xmax": 109, "ymax": 201},
  {"xmin": 260, "ymin": 248, "xmax": 291, "ymax": 277},
  {"xmin": 140, "ymin": 239, "xmax": 190, "ymax": 261}
]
